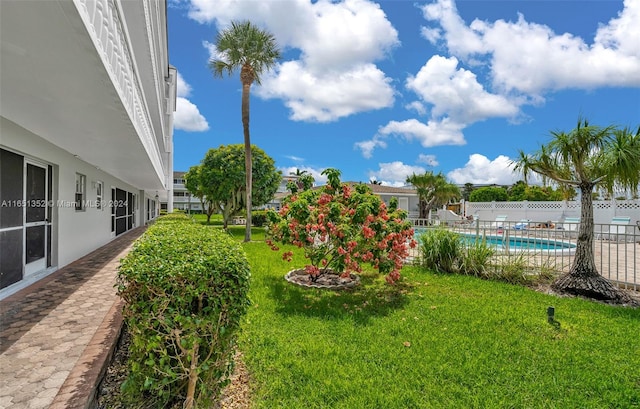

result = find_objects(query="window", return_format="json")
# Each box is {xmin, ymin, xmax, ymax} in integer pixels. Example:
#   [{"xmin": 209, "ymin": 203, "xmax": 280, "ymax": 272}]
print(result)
[
  {"xmin": 174, "ymin": 191, "xmax": 186, "ymax": 197},
  {"xmin": 96, "ymin": 181, "xmax": 103, "ymax": 210},
  {"xmin": 75, "ymin": 173, "xmax": 86, "ymax": 211}
]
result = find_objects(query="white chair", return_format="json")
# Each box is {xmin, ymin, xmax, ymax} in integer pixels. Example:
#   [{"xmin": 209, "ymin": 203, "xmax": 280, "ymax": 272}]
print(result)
[
  {"xmin": 601, "ymin": 216, "xmax": 631, "ymax": 241},
  {"xmin": 561, "ymin": 217, "xmax": 580, "ymax": 231},
  {"xmin": 492, "ymin": 215, "xmax": 508, "ymax": 229}
]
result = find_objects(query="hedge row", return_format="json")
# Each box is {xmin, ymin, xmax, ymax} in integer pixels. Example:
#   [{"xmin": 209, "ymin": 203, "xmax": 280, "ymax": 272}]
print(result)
[{"xmin": 116, "ymin": 213, "xmax": 251, "ymax": 408}]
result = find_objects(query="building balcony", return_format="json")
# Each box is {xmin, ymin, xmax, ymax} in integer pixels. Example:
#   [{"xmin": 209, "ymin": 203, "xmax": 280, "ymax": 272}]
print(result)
[{"xmin": 0, "ymin": 0, "xmax": 176, "ymax": 192}]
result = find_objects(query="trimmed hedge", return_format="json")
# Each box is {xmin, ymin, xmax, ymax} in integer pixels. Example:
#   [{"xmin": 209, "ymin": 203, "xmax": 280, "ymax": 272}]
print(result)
[
  {"xmin": 251, "ymin": 210, "xmax": 268, "ymax": 227},
  {"xmin": 116, "ymin": 213, "xmax": 250, "ymax": 408}
]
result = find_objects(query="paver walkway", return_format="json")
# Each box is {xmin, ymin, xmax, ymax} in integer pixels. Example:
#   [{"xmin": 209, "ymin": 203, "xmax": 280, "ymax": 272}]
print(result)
[{"xmin": 0, "ymin": 227, "xmax": 145, "ymax": 409}]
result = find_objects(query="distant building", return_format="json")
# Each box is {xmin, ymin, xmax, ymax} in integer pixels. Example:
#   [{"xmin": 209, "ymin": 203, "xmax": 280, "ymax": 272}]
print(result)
[
  {"xmin": 170, "ymin": 171, "xmax": 203, "ymax": 213},
  {"xmin": 265, "ymin": 180, "xmax": 419, "ymax": 217},
  {"xmin": 0, "ymin": 0, "xmax": 175, "ymax": 297}
]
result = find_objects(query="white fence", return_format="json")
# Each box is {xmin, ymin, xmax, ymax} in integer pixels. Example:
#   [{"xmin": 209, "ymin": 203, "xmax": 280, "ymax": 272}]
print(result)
[{"xmin": 461, "ymin": 199, "xmax": 640, "ymax": 227}]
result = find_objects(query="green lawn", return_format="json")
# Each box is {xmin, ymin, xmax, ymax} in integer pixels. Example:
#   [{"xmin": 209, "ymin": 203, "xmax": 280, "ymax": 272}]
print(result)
[{"xmin": 198, "ymin": 217, "xmax": 640, "ymax": 408}]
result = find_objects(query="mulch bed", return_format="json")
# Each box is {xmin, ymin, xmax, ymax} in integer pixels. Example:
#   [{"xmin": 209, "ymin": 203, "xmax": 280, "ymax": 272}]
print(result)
[{"xmin": 96, "ymin": 326, "xmax": 251, "ymax": 409}]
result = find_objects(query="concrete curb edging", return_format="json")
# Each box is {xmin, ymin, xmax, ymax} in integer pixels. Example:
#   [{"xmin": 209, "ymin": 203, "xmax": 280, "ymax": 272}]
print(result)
[{"xmin": 49, "ymin": 299, "xmax": 124, "ymax": 409}]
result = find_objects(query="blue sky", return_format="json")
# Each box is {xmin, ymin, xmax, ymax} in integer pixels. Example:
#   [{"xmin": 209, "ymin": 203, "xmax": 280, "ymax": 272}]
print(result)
[{"xmin": 168, "ymin": 0, "xmax": 640, "ymax": 187}]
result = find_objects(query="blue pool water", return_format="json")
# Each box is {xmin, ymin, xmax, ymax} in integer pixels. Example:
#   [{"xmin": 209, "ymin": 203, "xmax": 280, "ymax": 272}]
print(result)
[
  {"xmin": 414, "ymin": 229, "xmax": 577, "ymax": 253},
  {"xmin": 464, "ymin": 235, "xmax": 575, "ymax": 251}
]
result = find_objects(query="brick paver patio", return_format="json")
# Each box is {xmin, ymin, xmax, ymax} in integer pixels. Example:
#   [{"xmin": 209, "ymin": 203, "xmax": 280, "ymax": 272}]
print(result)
[{"xmin": 0, "ymin": 227, "xmax": 145, "ymax": 409}]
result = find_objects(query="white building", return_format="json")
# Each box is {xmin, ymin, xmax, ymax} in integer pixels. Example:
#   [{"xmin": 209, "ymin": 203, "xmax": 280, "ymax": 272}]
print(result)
[
  {"xmin": 0, "ymin": 0, "xmax": 176, "ymax": 297},
  {"xmin": 170, "ymin": 171, "xmax": 203, "ymax": 213}
]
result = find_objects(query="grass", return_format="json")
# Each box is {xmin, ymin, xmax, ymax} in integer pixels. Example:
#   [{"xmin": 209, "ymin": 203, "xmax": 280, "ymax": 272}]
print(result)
[{"xmin": 196, "ymin": 216, "xmax": 640, "ymax": 408}]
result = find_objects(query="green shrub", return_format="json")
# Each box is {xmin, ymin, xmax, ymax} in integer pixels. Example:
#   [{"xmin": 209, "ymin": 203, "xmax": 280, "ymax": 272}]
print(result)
[
  {"xmin": 489, "ymin": 253, "xmax": 531, "ymax": 285},
  {"xmin": 116, "ymin": 213, "xmax": 250, "ymax": 408},
  {"xmin": 417, "ymin": 228, "xmax": 463, "ymax": 273},
  {"xmin": 252, "ymin": 210, "xmax": 268, "ymax": 227},
  {"xmin": 459, "ymin": 237, "xmax": 495, "ymax": 276}
]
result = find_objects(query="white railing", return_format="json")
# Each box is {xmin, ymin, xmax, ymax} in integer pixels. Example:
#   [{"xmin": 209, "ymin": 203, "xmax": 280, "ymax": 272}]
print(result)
[
  {"xmin": 409, "ymin": 218, "xmax": 639, "ymax": 291},
  {"xmin": 73, "ymin": 0, "xmax": 165, "ymax": 182}
]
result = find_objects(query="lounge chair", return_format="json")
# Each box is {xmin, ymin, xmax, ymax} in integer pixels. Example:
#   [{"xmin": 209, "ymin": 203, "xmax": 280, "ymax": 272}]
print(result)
[
  {"xmin": 492, "ymin": 215, "xmax": 508, "ymax": 229},
  {"xmin": 513, "ymin": 219, "xmax": 530, "ymax": 230},
  {"xmin": 599, "ymin": 216, "xmax": 631, "ymax": 241},
  {"xmin": 560, "ymin": 217, "xmax": 580, "ymax": 231}
]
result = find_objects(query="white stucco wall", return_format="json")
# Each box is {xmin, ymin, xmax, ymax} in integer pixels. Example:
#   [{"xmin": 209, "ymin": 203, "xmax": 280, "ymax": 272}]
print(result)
[{"xmin": 1, "ymin": 116, "xmax": 154, "ymax": 269}]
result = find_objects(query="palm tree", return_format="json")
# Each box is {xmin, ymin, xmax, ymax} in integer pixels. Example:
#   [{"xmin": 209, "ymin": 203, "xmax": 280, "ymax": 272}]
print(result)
[
  {"xmin": 513, "ymin": 118, "xmax": 640, "ymax": 302},
  {"xmin": 406, "ymin": 172, "xmax": 461, "ymax": 219},
  {"xmin": 210, "ymin": 21, "xmax": 281, "ymax": 242},
  {"xmin": 462, "ymin": 182, "xmax": 474, "ymax": 201},
  {"xmin": 286, "ymin": 169, "xmax": 314, "ymax": 193}
]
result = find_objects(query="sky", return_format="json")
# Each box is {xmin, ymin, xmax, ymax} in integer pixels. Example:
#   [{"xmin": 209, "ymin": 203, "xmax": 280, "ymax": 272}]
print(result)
[{"xmin": 168, "ymin": 0, "xmax": 640, "ymax": 187}]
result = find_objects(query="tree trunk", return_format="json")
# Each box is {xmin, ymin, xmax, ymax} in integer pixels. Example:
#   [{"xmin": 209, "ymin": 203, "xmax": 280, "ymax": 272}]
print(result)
[
  {"xmin": 183, "ymin": 342, "xmax": 200, "ymax": 409},
  {"xmin": 241, "ymin": 71, "xmax": 253, "ymax": 242},
  {"xmin": 551, "ymin": 183, "xmax": 633, "ymax": 304},
  {"xmin": 418, "ymin": 200, "xmax": 427, "ymax": 219}
]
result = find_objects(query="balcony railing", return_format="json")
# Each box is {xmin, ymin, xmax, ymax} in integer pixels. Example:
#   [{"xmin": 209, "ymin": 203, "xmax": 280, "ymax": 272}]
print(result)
[{"xmin": 74, "ymin": 0, "xmax": 164, "ymax": 178}]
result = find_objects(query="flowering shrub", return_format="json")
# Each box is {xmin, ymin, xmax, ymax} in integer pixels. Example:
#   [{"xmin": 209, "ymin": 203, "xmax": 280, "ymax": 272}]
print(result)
[{"xmin": 266, "ymin": 168, "xmax": 416, "ymax": 284}]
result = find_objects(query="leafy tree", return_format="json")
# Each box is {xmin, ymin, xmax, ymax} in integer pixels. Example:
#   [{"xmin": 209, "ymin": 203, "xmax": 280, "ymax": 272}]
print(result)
[
  {"xmin": 513, "ymin": 118, "xmax": 640, "ymax": 302},
  {"xmin": 209, "ymin": 21, "xmax": 281, "ymax": 242},
  {"xmin": 468, "ymin": 186, "xmax": 508, "ymax": 202},
  {"xmin": 184, "ymin": 165, "xmax": 216, "ymax": 223},
  {"xmin": 406, "ymin": 172, "xmax": 461, "ymax": 218},
  {"xmin": 287, "ymin": 169, "xmax": 314, "ymax": 193},
  {"xmin": 525, "ymin": 185, "xmax": 563, "ymax": 201},
  {"xmin": 266, "ymin": 169, "xmax": 416, "ymax": 284},
  {"xmin": 199, "ymin": 144, "xmax": 281, "ymax": 229},
  {"xmin": 557, "ymin": 184, "xmax": 578, "ymax": 201},
  {"xmin": 508, "ymin": 181, "xmax": 564, "ymax": 201},
  {"xmin": 507, "ymin": 181, "xmax": 527, "ymax": 201},
  {"xmin": 370, "ymin": 179, "xmax": 382, "ymax": 185}
]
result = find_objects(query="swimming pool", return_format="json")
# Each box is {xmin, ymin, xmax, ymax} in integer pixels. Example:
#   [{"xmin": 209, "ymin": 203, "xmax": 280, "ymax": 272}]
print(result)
[{"xmin": 414, "ymin": 229, "xmax": 577, "ymax": 255}]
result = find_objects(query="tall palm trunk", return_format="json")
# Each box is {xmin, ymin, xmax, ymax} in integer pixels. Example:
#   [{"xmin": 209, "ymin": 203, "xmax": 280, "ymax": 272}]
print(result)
[
  {"xmin": 552, "ymin": 183, "xmax": 626, "ymax": 301},
  {"xmin": 241, "ymin": 69, "xmax": 253, "ymax": 242}
]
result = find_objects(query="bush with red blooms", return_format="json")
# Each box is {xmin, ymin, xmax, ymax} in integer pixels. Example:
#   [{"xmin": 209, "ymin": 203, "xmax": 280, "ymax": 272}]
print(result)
[{"xmin": 265, "ymin": 168, "xmax": 416, "ymax": 284}]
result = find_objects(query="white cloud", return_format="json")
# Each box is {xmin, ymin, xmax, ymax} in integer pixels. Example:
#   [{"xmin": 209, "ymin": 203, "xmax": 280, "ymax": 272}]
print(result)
[
  {"xmin": 174, "ymin": 97, "xmax": 209, "ymax": 132},
  {"xmin": 405, "ymin": 101, "xmax": 427, "ymax": 115},
  {"xmin": 417, "ymin": 154, "xmax": 439, "ymax": 167},
  {"xmin": 354, "ymin": 137, "xmax": 387, "ymax": 159},
  {"xmin": 257, "ymin": 61, "xmax": 394, "ymax": 123},
  {"xmin": 176, "ymin": 72, "xmax": 192, "ymax": 98},
  {"xmin": 285, "ymin": 155, "xmax": 305, "ymax": 162},
  {"xmin": 288, "ymin": 0, "xmax": 399, "ymax": 72},
  {"xmin": 356, "ymin": 54, "xmax": 520, "ymax": 158},
  {"xmin": 446, "ymin": 154, "xmax": 517, "ymax": 185},
  {"xmin": 421, "ymin": 0, "xmax": 485, "ymax": 59},
  {"xmin": 406, "ymin": 55, "xmax": 519, "ymax": 123},
  {"xmin": 368, "ymin": 161, "xmax": 426, "ymax": 187},
  {"xmin": 194, "ymin": 0, "xmax": 399, "ymax": 122},
  {"xmin": 421, "ymin": 0, "xmax": 640, "ymax": 95},
  {"xmin": 378, "ymin": 118, "xmax": 466, "ymax": 148},
  {"xmin": 172, "ymin": 71, "xmax": 209, "ymax": 132}
]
